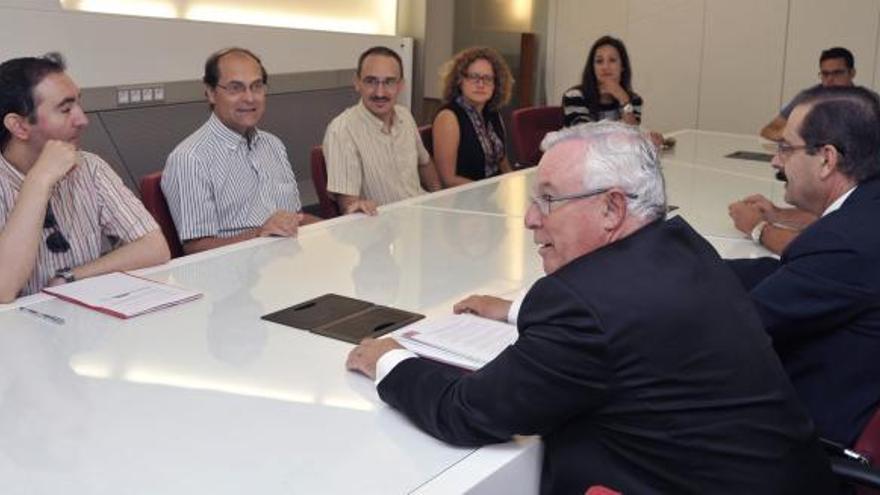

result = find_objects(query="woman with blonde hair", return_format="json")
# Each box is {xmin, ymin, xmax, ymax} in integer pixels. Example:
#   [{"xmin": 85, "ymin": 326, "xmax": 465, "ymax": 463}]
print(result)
[{"xmin": 433, "ymin": 46, "xmax": 514, "ymax": 186}]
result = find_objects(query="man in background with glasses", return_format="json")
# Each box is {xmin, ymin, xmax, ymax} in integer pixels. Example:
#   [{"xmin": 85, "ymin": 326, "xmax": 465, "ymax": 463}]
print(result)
[
  {"xmin": 0, "ymin": 53, "xmax": 169, "ymax": 302},
  {"xmin": 760, "ymin": 46, "xmax": 866, "ymax": 142},
  {"xmin": 163, "ymin": 47, "xmax": 318, "ymax": 255},
  {"xmin": 728, "ymin": 86, "xmax": 880, "ymax": 448},
  {"xmin": 323, "ymin": 46, "xmax": 441, "ymax": 215},
  {"xmin": 346, "ymin": 122, "xmax": 833, "ymax": 494}
]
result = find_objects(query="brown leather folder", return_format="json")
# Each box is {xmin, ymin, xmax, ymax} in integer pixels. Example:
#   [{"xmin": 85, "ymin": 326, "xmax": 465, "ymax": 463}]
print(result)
[{"xmin": 261, "ymin": 293, "xmax": 424, "ymax": 344}]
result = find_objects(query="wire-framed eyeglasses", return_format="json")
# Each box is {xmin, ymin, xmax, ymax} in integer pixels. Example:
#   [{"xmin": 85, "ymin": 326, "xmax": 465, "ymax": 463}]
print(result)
[
  {"xmin": 529, "ymin": 188, "xmax": 638, "ymax": 216},
  {"xmin": 774, "ymin": 142, "xmax": 825, "ymax": 161},
  {"xmin": 360, "ymin": 76, "xmax": 400, "ymax": 89},
  {"xmin": 216, "ymin": 81, "xmax": 267, "ymax": 96}
]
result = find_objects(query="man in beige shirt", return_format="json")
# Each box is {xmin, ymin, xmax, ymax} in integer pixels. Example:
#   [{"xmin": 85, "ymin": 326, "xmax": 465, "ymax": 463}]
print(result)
[{"xmin": 323, "ymin": 46, "xmax": 441, "ymax": 215}]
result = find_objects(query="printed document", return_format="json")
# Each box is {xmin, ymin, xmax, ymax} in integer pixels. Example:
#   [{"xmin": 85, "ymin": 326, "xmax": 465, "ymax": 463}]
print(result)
[
  {"xmin": 395, "ymin": 313, "xmax": 518, "ymax": 370},
  {"xmin": 43, "ymin": 272, "xmax": 201, "ymax": 319}
]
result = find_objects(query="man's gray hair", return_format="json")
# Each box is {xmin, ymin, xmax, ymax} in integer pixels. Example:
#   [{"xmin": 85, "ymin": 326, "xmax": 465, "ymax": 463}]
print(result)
[{"xmin": 540, "ymin": 122, "xmax": 667, "ymax": 221}]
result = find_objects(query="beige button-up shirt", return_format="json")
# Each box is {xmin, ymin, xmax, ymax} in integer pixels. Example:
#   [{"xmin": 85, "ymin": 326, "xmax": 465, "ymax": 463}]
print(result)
[{"xmin": 323, "ymin": 101, "xmax": 430, "ymax": 206}]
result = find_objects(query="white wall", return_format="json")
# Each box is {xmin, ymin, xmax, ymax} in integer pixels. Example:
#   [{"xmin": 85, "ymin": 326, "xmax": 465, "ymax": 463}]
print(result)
[
  {"xmin": 627, "ymin": 0, "xmax": 704, "ymax": 133},
  {"xmin": 0, "ymin": 1, "xmax": 413, "ymax": 105},
  {"xmin": 697, "ymin": 0, "xmax": 787, "ymax": 134},
  {"xmin": 546, "ymin": 0, "xmax": 880, "ymax": 135}
]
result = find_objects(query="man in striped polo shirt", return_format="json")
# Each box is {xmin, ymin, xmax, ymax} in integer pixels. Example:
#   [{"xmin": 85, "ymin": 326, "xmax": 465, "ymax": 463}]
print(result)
[
  {"xmin": 0, "ymin": 53, "xmax": 170, "ymax": 302},
  {"xmin": 162, "ymin": 47, "xmax": 318, "ymax": 255},
  {"xmin": 323, "ymin": 46, "xmax": 441, "ymax": 215}
]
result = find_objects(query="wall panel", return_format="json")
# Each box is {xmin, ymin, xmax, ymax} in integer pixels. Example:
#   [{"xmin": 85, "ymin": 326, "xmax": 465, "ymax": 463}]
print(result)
[
  {"xmin": 697, "ymin": 0, "xmax": 788, "ymax": 134},
  {"xmin": 626, "ymin": 0, "xmax": 703, "ymax": 132}
]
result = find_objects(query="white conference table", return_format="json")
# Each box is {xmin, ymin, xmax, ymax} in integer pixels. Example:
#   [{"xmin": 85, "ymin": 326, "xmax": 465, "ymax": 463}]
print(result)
[{"xmin": 0, "ymin": 130, "xmax": 777, "ymax": 494}]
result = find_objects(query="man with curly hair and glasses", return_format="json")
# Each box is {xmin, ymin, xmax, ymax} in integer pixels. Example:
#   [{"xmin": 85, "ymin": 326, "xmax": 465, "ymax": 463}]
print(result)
[{"xmin": 0, "ymin": 53, "xmax": 169, "ymax": 302}]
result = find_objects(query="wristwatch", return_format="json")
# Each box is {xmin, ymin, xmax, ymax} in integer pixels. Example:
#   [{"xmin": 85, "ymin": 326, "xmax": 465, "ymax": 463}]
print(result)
[
  {"xmin": 621, "ymin": 102, "xmax": 635, "ymax": 114},
  {"xmin": 750, "ymin": 221, "xmax": 768, "ymax": 244},
  {"xmin": 55, "ymin": 267, "xmax": 76, "ymax": 283}
]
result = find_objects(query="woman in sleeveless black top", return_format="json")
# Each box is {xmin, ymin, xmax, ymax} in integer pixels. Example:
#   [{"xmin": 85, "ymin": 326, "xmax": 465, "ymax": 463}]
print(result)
[{"xmin": 433, "ymin": 46, "xmax": 514, "ymax": 186}]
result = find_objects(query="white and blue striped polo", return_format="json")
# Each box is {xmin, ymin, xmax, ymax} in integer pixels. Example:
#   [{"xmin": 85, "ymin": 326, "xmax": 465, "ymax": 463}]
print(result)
[{"xmin": 162, "ymin": 113, "xmax": 302, "ymax": 241}]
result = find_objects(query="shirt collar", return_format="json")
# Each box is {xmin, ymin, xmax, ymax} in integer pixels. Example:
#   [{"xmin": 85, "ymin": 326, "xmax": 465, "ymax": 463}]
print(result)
[
  {"xmin": 355, "ymin": 100, "xmax": 401, "ymax": 134},
  {"xmin": 823, "ymin": 185, "xmax": 857, "ymax": 216},
  {"xmin": 207, "ymin": 112, "xmax": 261, "ymax": 149},
  {"xmin": 0, "ymin": 152, "xmax": 25, "ymax": 188}
]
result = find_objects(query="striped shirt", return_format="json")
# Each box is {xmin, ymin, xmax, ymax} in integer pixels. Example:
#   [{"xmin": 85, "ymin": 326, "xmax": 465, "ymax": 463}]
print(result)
[
  {"xmin": 562, "ymin": 86, "xmax": 643, "ymax": 127},
  {"xmin": 0, "ymin": 151, "xmax": 158, "ymax": 296},
  {"xmin": 162, "ymin": 113, "xmax": 302, "ymax": 241},
  {"xmin": 323, "ymin": 101, "xmax": 430, "ymax": 206}
]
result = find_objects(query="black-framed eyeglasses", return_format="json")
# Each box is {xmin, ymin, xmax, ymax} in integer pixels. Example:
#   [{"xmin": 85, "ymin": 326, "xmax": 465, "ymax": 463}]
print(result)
[
  {"xmin": 819, "ymin": 69, "xmax": 850, "ymax": 79},
  {"xmin": 43, "ymin": 206, "xmax": 70, "ymax": 253},
  {"xmin": 216, "ymin": 81, "xmax": 267, "ymax": 96},
  {"xmin": 463, "ymin": 72, "xmax": 495, "ymax": 85},
  {"xmin": 529, "ymin": 188, "xmax": 638, "ymax": 216}
]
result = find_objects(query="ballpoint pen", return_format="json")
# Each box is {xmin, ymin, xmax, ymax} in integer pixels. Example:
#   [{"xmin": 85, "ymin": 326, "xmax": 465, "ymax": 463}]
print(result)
[{"xmin": 18, "ymin": 305, "xmax": 66, "ymax": 325}]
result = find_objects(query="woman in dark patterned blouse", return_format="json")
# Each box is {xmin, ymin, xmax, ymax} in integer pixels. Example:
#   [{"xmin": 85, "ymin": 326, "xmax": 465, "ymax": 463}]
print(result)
[{"xmin": 433, "ymin": 46, "xmax": 514, "ymax": 186}]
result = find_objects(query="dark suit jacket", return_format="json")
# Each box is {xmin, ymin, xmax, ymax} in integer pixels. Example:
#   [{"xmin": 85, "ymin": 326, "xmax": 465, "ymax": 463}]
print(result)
[
  {"xmin": 727, "ymin": 177, "xmax": 880, "ymax": 446},
  {"xmin": 379, "ymin": 217, "xmax": 834, "ymax": 494}
]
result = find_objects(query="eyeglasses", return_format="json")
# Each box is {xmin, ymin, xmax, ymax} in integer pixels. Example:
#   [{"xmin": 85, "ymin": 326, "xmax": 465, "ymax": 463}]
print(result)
[
  {"xmin": 215, "ymin": 81, "xmax": 267, "ymax": 96},
  {"xmin": 529, "ymin": 188, "xmax": 638, "ymax": 216},
  {"xmin": 775, "ymin": 141, "xmax": 821, "ymax": 161},
  {"xmin": 360, "ymin": 76, "xmax": 400, "ymax": 89},
  {"xmin": 43, "ymin": 206, "xmax": 70, "ymax": 253},
  {"xmin": 463, "ymin": 72, "xmax": 495, "ymax": 85},
  {"xmin": 819, "ymin": 69, "xmax": 850, "ymax": 78}
]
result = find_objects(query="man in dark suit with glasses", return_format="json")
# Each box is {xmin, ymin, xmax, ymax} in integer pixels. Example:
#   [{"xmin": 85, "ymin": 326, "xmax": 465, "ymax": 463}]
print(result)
[
  {"xmin": 728, "ymin": 86, "xmax": 880, "ymax": 448},
  {"xmin": 0, "ymin": 53, "xmax": 169, "ymax": 302},
  {"xmin": 347, "ymin": 122, "xmax": 834, "ymax": 494}
]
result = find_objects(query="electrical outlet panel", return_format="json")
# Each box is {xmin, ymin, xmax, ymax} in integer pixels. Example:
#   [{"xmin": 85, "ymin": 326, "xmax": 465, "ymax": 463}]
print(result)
[{"xmin": 115, "ymin": 84, "xmax": 166, "ymax": 107}]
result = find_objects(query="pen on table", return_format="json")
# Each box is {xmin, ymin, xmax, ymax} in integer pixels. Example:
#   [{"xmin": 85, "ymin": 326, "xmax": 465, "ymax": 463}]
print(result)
[{"xmin": 18, "ymin": 306, "xmax": 65, "ymax": 325}]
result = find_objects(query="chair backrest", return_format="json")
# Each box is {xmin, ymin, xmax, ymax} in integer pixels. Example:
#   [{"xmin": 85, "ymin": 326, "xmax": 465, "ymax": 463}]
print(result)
[
  {"xmin": 584, "ymin": 487, "xmax": 621, "ymax": 495},
  {"xmin": 830, "ymin": 406, "xmax": 880, "ymax": 495},
  {"xmin": 310, "ymin": 145, "xmax": 340, "ymax": 219},
  {"xmin": 139, "ymin": 171, "xmax": 184, "ymax": 258},
  {"xmin": 511, "ymin": 105, "xmax": 564, "ymax": 167},
  {"xmin": 418, "ymin": 124, "xmax": 433, "ymax": 156},
  {"xmin": 856, "ymin": 406, "xmax": 880, "ymax": 466}
]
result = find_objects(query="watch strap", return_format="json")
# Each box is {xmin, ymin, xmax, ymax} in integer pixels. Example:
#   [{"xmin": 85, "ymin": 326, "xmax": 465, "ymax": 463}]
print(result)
[
  {"xmin": 55, "ymin": 267, "xmax": 76, "ymax": 283},
  {"xmin": 750, "ymin": 221, "xmax": 768, "ymax": 244}
]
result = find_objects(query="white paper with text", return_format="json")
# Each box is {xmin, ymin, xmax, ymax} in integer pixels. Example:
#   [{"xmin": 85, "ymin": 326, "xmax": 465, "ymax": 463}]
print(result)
[{"xmin": 394, "ymin": 313, "xmax": 518, "ymax": 370}]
